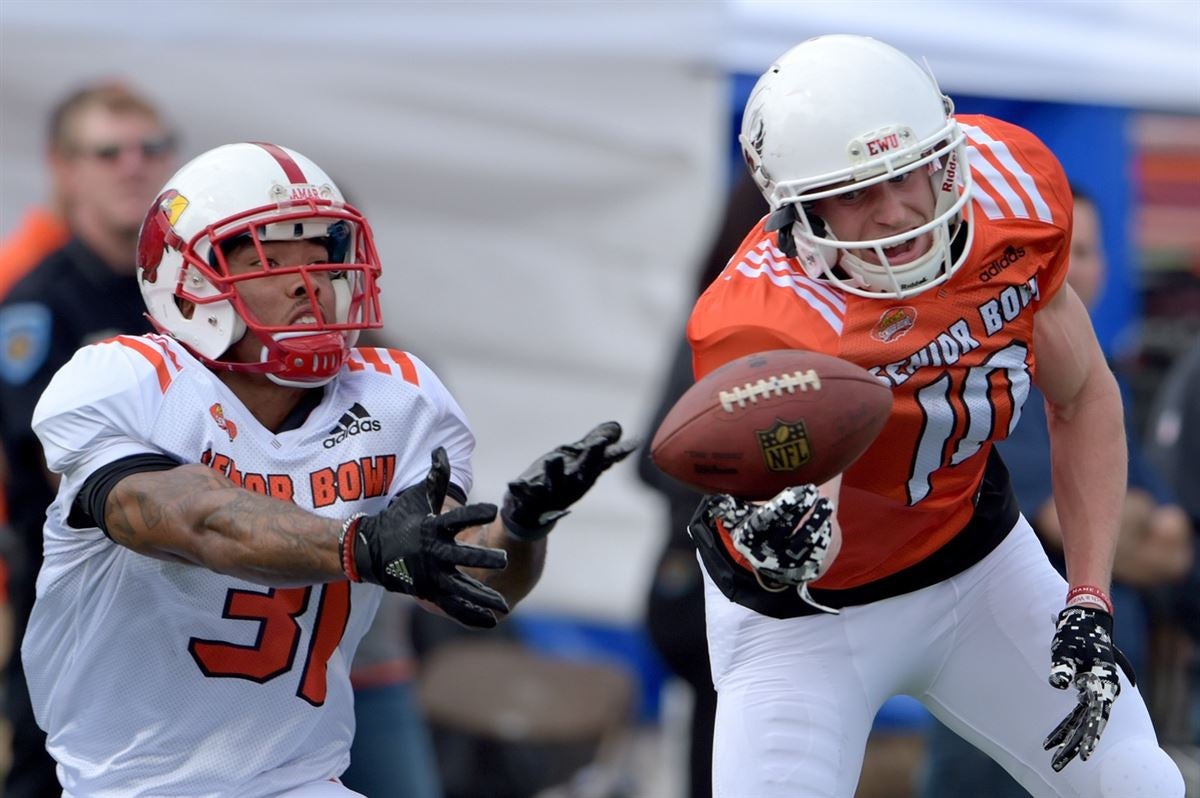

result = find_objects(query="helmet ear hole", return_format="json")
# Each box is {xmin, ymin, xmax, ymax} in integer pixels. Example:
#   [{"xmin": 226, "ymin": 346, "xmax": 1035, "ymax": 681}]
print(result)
[{"xmin": 175, "ymin": 297, "xmax": 195, "ymax": 320}]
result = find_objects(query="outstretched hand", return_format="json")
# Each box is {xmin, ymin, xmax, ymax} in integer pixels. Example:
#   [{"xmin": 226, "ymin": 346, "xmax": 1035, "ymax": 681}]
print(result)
[
  {"xmin": 501, "ymin": 421, "xmax": 638, "ymax": 540},
  {"xmin": 347, "ymin": 447, "xmax": 510, "ymax": 628},
  {"xmin": 699, "ymin": 485, "xmax": 837, "ymax": 614}
]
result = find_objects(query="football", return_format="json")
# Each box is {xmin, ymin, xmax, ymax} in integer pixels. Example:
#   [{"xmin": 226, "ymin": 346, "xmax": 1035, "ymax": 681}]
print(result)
[{"xmin": 650, "ymin": 349, "xmax": 893, "ymax": 499}]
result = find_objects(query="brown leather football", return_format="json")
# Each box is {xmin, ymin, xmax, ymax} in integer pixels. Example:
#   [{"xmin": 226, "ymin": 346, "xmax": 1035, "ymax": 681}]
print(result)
[{"xmin": 650, "ymin": 349, "xmax": 892, "ymax": 499}]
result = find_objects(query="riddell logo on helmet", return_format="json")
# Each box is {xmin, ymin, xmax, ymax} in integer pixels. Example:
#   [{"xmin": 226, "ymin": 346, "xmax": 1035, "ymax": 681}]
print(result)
[
  {"xmin": 979, "ymin": 246, "xmax": 1026, "ymax": 282},
  {"xmin": 323, "ymin": 403, "xmax": 381, "ymax": 448},
  {"xmin": 871, "ymin": 306, "xmax": 917, "ymax": 343},
  {"xmin": 940, "ymin": 156, "xmax": 959, "ymax": 193}
]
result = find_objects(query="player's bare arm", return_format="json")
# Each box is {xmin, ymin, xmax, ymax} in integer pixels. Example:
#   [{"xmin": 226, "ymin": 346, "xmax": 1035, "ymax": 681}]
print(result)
[
  {"xmin": 1032, "ymin": 282, "xmax": 1125, "ymax": 593},
  {"xmin": 1032, "ymin": 281, "xmax": 1133, "ymax": 770},
  {"xmin": 447, "ymin": 501, "xmax": 547, "ymax": 606},
  {"xmin": 458, "ymin": 420, "xmax": 635, "ymax": 607},
  {"xmin": 106, "ymin": 464, "xmax": 342, "ymax": 586}
]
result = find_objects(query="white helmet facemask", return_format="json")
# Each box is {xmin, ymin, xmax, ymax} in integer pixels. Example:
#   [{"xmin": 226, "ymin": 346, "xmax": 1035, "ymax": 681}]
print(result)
[{"xmin": 764, "ymin": 132, "xmax": 975, "ymax": 298}]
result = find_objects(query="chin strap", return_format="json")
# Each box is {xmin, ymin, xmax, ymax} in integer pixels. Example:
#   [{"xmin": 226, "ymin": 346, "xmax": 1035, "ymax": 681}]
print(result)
[
  {"xmin": 764, "ymin": 204, "xmax": 800, "ymax": 258},
  {"xmin": 262, "ymin": 331, "xmax": 347, "ymax": 387}
]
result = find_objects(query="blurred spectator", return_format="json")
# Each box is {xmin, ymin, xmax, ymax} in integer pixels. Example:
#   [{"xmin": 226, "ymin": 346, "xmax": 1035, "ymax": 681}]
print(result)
[
  {"xmin": 0, "ymin": 74, "xmax": 88, "ymax": 298},
  {"xmin": 639, "ymin": 173, "xmax": 765, "ymax": 798},
  {"xmin": 920, "ymin": 187, "xmax": 1194, "ymax": 798},
  {"xmin": 0, "ymin": 81, "xmax": 177, "ymax": 797},
  {"xmin": 1145, "ymin": 335, "xmax": 1200, "ymax": 531},
  {"xmin": 0, "ymin": 79, "xmax": 77, "ymax": 599},
  {"xmin": 1145, "ymin": 334, "xmax": 1200, "ymax": 725},
  {"xmin": 0, "ymin": 209, "xmax": 68, "ymax": 301}
]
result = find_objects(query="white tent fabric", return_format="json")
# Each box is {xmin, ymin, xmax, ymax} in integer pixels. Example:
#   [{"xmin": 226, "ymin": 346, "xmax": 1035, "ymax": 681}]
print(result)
[
  {"xmin": 0, "ymin": 1, "xmax": 727, "ymax": 621},
  {"xmin": 1, "ymin": 1, "xmax": 1196, "ymax": 622},
  {"xmin": 728, "ymin": 0, "xmax": 1200, "ymax": 113}
]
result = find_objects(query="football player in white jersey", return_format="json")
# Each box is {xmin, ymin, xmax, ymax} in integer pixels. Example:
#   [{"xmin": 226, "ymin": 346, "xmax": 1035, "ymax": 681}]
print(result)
[{"xmin": 22, "ymin": 142, "xmax": 634, "ymax": 798}]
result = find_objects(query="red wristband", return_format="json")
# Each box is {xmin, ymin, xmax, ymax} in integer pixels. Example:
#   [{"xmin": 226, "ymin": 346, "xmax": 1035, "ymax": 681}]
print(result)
[
  {"xmin": 340, "ymin": 515, "xmax": 364, "ymax": 583},
  {"xmin": 1066, "ymin": 585, "xmax": 1113, "ymax": 614}
]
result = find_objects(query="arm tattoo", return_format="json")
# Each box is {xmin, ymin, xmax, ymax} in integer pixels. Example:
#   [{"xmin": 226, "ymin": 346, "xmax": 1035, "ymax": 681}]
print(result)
[{"xmin": 106, "ymin": 465, "xmax": 343, "ymax": 586}]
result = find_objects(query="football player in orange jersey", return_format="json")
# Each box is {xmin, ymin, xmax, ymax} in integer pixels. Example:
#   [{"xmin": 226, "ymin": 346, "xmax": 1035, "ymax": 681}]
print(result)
[{"xmin": 684, "ymin": 35, "xmax": 1183, "ymax": 797}]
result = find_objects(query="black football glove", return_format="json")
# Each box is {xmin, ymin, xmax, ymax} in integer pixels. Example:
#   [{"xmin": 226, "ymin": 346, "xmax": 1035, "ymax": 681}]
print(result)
[
  {"xmin": 501, "ymin": 421, "xmax": 638, "ymax": 541},
  {"xmin": 347, "ymin": 447, "xmax": 510, "ymax": 628},
  {"xmin": 707, "ymin": 484, "xmax": 837, "ymax": 613},
  {"xmin": 1043, "ymin": 606, "xmax": 1135, "ymax": 771}
]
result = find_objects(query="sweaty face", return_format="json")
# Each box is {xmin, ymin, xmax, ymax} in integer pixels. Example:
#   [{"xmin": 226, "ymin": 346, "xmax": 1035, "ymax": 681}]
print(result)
[
  {"xmin": 809, "ymin": 171, "xmax": 936, "ymax": 266},
  {"xmin": 1067, "ymin": 198, "xmax": 1105, "ymax": 308},
  {"xmin": 223, "ymin": 239, "xmax": 339, "ymax": 363},
  {"xmin": 61, "ymin": 107, "xmax": 176, "ymax": 237}
]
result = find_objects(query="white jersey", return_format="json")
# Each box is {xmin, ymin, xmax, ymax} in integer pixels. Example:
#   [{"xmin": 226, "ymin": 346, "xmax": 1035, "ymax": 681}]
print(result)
[{"xmin": 24, "ymin": 334, "xmax": 474, "ymax": 798}]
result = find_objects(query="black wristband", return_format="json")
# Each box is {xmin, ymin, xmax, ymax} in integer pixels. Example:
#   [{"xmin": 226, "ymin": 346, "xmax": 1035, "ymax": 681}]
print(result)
[{"xmin": 500, "ymin": 498, "xmax": 560, "ymax": 542}]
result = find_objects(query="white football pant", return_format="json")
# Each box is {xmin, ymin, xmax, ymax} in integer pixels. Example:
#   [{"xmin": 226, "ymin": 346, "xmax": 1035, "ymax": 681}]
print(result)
[{"xmin": 703, "ymin": 516, "xmax": 1184, "ymax": 798}]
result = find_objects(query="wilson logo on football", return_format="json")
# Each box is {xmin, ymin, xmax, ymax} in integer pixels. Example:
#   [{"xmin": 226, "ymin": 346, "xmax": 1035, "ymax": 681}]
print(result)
[
  {"xmin": 756, "ymin": 419, "xmax": 812, "ymax": 473},
  {"xmin": 323, "ymin": 403, "xmax": 381, "ymax": 448},
  {"xmin": 871, "ymin": 306, "xmax": 917, "ymax": 343},
  {"xmin": 209, "ymin": 403, "xmax": 237, "ymax": 441}
]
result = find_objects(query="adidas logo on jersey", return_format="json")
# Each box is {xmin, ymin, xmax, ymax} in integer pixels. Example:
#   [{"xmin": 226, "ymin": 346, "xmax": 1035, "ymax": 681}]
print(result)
[
  {"xmin": 323, "ymin": 403, "xmax": 382, "ymax": 448},
  {"xmin": 979, "ymin": 245, "xmax": 1026, "ymax": 282}
]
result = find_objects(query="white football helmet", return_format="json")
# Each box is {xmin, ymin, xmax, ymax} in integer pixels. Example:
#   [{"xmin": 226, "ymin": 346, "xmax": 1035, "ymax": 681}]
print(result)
[
  {"xmin": 137, "ymin": 142, "xmax": 382, "ymax": 386},
  {"xmin": 739, "ymin": 35, "xmax": 974, "ymax": 298}
]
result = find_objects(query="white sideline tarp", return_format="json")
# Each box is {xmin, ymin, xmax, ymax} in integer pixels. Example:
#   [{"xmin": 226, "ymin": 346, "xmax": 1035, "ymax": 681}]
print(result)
[
  {"xmin": 0, "ymin": 1, "xmax": 727, "ymax": 621},
  {"xmin": 728, "ymin": 0, "xmax": 1200, "ymax": 113}
]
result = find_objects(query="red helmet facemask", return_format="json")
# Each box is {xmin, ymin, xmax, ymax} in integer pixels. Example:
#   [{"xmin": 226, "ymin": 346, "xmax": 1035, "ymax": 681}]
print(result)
[{"xmin": 137, "ymin": 142, "xmax": 384, "ymax": 387}]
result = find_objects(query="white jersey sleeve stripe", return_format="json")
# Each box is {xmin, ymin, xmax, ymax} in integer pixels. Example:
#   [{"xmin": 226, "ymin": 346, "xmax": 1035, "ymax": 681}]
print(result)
[
  {"xmin": 733, "ymin": 261, "xmax": 844, "ymax": 335},
  {"xmin": 970, "ymin": 179, "xmax": 1005, "ymax": 220},
  {"xmin": 743, "ymin": 249, "xmax": 849, "ymax": 313},
  {"xmin": 793, "ymin": 272, "xmax": 847, "ymax": 313},
  {"xmin": 963, "ymin": 124, "xmax": 1054, "ymax": 223},
  {"xmin": 966, "ymin": 145, "xmax": 1030, "ymax": 220}
]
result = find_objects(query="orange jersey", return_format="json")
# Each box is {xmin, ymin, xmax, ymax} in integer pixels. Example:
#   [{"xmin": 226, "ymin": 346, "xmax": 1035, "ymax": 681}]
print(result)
[{"xmin": 688, "ymin": 115, "xmax": 1072, "ymax": 590}]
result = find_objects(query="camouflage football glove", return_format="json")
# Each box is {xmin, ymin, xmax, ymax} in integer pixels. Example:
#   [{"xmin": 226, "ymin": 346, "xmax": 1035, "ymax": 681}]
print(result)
[
  {"xmin": 1043, "ymin": 606, "xmax": 1134, "ymax": 771},
  {"xmin": 501, "ymin": 421, "xmax": 637, "ymax": 541},
  {"xmin": 709, "ymin": 485, "xmax": 836, "ymax": 612},
  {"xmin": 344, "ymin": 447, "xmax": 510, "ymax": 628}
]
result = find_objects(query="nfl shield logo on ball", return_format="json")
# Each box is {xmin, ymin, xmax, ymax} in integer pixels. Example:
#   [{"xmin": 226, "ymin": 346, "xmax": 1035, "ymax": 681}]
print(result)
[{"xmin": 756, "ymin": 419, "xmax": 811, "ymax": 472}]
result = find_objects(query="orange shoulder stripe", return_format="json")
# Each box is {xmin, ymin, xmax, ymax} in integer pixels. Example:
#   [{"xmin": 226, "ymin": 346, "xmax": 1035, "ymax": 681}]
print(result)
[
  {"xmin": 356, "ymin": 348, "xmax": 391, "ymax": 375},
  {"xmin": 347, "ymin": 348, "xmax": 421, "ymax": 386},
  {"xmin": 385, "ymin": 350, "xmax": 420, "ymax": 386},
  {"xmin": 108, "ymin": 335, "xmax": 174, "ymax": 393}
]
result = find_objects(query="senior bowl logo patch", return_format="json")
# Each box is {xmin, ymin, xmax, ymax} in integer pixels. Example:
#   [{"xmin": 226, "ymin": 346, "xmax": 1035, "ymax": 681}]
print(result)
[
  {"xmin": 0, "ymin": 302, "xmax": 52, "ymax": 386},
  {"xmin": 756, "ymin": 419, "xmax": 811, "ymax": 473},
  {"xmin": 871, "ymin": 306, "xmax": 917, "ymax": 343},
  {"xmin": 209, "ymin": 403, "xmax": 238, "ymax": 441}
]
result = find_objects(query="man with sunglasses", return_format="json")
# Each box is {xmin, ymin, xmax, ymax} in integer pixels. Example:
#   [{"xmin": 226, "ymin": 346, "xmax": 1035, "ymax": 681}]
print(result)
[{"xmin": 0, "ymin": 81, "xmax": 178, "ymax": 798}]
